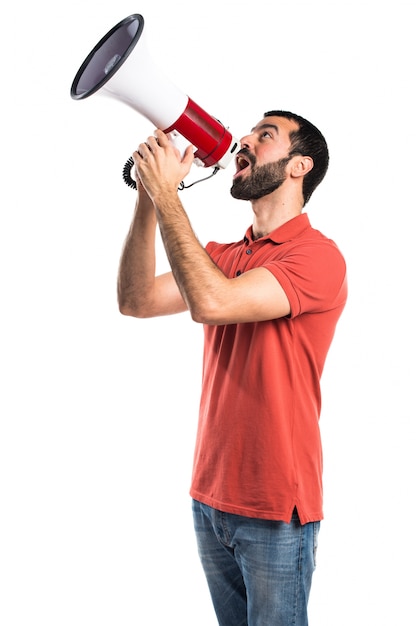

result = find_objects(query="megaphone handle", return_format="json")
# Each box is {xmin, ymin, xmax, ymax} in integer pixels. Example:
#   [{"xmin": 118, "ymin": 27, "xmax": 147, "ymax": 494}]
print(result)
[
  {"xmin": 122, "ymin": 155, "xmax": 186, "ymax": 192},
  {"xmin": 121, "ymin": 130, "xmax": 187, "ymax": 191},
  {"xmin": 122, "ymin": 153, "xmax": 220, "ymax": 191}
]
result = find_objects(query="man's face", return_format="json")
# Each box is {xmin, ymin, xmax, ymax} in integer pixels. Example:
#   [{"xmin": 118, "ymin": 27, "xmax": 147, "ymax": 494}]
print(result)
[{"xmin": 230, "ymin": 116, "xmax": 297, "ymax": 201}]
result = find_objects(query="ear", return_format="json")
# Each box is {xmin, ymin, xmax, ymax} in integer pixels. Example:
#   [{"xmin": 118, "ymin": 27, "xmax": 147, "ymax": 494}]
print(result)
[{"xmin": 290, "ymin": 155, "xmax": 314, "ymax": 178}]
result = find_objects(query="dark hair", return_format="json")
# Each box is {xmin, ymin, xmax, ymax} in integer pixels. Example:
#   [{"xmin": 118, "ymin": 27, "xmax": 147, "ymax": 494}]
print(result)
[{"xmin": 264, "ymin": 110, "xmax": 329, "ymax": 205}]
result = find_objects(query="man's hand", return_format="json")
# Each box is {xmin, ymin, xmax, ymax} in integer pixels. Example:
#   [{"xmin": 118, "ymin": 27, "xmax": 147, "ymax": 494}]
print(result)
[{"xmin": 132, "ymin": 129, "xmax": 195, "ymax": 201}]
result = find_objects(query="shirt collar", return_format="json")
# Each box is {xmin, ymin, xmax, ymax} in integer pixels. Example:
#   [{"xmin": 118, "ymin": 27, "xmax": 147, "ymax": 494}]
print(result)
[{"xmin": 244, "ymin": 213, "xmax": 311, "ymax": 245}]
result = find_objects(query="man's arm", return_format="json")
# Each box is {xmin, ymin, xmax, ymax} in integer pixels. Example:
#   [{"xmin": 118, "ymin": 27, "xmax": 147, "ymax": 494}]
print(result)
[
  {"xmin": 117, "ymin": 183, "xmax": 187, "ymax": 318},
  {"xmin": 134, "ymin": 130, "xmax": 290, "ymax": 325}
]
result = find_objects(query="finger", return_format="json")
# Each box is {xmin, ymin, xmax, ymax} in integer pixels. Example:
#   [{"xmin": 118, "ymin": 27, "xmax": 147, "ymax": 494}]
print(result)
[
  {"xmin": 137, "ymin": 141, "xmax": 152, "ymax": 158},
  {"xmin": 153, "ymin": 129, "xmax": 169, "ymax": 146},
  {"xmin": 146, "ymin": 136, "xmax": 160, "ymax": 152},
  {"xmin": 183, "ymin": 144, "xmax": 197, "ymax": 165}
]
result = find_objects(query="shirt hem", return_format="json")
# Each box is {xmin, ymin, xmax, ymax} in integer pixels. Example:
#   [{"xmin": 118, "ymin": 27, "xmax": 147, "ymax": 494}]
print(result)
[{"xmin": 190, "ymin": 490, "xmax": 323, "ymax": 525}]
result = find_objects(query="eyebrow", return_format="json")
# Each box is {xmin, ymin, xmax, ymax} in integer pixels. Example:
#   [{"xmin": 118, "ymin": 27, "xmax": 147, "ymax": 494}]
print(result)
[{"xmin": 251, "ymin": 123, "xmax": 280, "ymax": 134}]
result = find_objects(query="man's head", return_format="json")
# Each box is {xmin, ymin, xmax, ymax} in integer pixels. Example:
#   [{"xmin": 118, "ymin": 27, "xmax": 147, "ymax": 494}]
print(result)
[{"xmin": 231, "ymin": 111, "xmax": 329, "ymax": 205}]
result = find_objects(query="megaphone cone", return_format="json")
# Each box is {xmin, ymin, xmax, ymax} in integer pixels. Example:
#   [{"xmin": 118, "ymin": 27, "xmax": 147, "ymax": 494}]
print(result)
[{"xmin": 70, "ymin": 14, "xmax": 239, "ymax": 188}]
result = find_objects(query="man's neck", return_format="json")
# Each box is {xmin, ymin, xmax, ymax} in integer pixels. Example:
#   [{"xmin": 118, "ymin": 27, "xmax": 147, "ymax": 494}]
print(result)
[{"xmin": 251, "ymin": 194, "xmax": 303, "ymax": 240}]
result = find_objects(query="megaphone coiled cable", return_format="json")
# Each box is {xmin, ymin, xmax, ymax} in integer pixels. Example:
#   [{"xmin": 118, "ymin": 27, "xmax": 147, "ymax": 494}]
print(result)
[{"xmin": 122, "ymin": 156, "xmax": 138, "ymax": 190}]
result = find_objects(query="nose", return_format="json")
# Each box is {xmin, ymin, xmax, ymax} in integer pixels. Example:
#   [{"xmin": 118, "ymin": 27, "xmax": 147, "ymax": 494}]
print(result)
[{"xmin": 239, "ymin": 132, "xmax": 254, "ymax": 149}]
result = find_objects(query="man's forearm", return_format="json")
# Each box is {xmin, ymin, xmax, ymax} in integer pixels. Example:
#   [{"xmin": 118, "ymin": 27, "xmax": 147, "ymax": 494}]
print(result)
[
  {"xmin": 153, "ymin": 192, "xmax": 227, "ymax": 322},
  {"xmin": 117, "ymin": 194, "xmax": 158, "ymax": 316}
]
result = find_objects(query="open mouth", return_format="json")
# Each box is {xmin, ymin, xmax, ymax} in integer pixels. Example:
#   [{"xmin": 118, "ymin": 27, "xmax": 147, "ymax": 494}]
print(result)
[{"xmin": 234, "ymin": 153, "xmax": 252, "ymax": 177}]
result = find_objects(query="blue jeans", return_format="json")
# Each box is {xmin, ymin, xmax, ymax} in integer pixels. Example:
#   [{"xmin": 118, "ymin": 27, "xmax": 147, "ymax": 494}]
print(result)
[{"xmin": 192, "ymin": 500, "xmax": 320, "ymax": 626}]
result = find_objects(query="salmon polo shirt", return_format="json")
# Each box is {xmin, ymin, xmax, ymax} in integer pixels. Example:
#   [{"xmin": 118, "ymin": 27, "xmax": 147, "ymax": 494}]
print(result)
[{"xmin": 190, "ymin": 213, "xmax": 348, "ymax": 524}]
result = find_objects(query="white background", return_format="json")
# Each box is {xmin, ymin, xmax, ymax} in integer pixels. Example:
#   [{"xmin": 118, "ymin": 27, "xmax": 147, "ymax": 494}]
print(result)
[{"xmin": 1, "ymin": 1, "xmax": 414, "ymax": 624}]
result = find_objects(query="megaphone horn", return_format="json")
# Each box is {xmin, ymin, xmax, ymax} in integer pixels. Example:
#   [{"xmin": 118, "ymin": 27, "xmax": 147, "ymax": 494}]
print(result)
[{"xmin": 70, "ymin": 14, "xmax": 240, "ymax": 188}]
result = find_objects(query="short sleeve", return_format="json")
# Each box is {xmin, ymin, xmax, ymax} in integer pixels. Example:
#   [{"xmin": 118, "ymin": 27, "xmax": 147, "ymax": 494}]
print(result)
[{"xmin": 264, "ymin": 239, "xmax": 347, "ymax": 318}]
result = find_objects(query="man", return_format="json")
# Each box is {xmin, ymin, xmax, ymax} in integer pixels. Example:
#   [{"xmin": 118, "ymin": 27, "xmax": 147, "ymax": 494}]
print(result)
[{"xmin": 118, "ymin": 110, "xmax": 347, "ymax": 625}]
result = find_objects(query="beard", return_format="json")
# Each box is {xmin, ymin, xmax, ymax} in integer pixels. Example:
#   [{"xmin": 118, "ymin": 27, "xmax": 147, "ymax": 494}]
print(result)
[{"xmin": 230, "ymin": 153, "xmax": 290, "ymax": 201}]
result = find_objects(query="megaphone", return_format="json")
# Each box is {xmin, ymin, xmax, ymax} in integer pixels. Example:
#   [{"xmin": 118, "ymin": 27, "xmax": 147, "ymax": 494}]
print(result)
[{"xmin": 70, "ymin": 13, "xmax": 240, "ymax": 189}]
